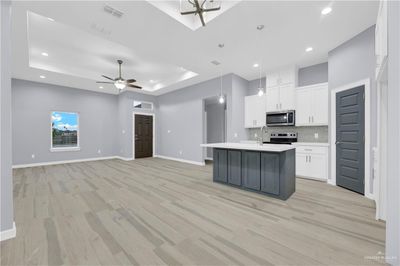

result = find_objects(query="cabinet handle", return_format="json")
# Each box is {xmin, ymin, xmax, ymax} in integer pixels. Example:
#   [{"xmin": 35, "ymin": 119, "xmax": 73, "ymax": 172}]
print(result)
[
  {"xmin": 312, "ymin": 116, "xmax": 314, "ymax": 123},
  {"xmin": 276, "ymin": 104, "xmax": 278, "ymax": 109},
  {"xmin": 309, "ymin": 156, "xmax": 312, "ymax": 163},
  {"xmin": 308, "ymin": 116, "xmax": 311, "ymax": 123},
  {"xmin": 306, "ymin": 156, "xmax": 308, "ymax": 162},
  {"xmin": 280, "ymin": 103, "xmax": 282, "ymax": 109}
]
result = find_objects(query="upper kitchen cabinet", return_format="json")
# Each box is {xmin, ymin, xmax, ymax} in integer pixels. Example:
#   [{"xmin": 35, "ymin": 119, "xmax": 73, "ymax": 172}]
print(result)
[
  {"xmin": 266, "ymin": 66, "xmax": 298, "ymax": 112},
  {"xmin": 295, "ymin": 82, "xmax": 328, "ymax": 126},
  {"xmin": 245, "ymin": 94, "xmax": 266, "ymax": 128},
  {"xmin": 375, "ymin": 0, "xmax": 387, "ymax": 79}
]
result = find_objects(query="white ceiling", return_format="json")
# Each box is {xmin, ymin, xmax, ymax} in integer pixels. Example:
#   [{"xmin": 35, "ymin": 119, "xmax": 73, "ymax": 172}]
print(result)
[{"xmin": 11, "ymin": 0, "xmax": 379, "ymax": 96}]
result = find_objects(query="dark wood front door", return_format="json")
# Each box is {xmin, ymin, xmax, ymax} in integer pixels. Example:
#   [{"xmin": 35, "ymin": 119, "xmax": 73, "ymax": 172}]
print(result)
[
  {"xmin": 336, "ymin": 85, "xmax": 365, "ymax": 194},
  {"xmin": 135, "ymin": 114, "xmax": 153, "ymax": 158}
]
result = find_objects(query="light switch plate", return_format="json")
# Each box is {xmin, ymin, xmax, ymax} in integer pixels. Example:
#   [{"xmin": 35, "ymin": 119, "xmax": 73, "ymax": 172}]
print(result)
[{"xmin": 314, "ymin": 133, "xmax": 319, "ymax": 139}]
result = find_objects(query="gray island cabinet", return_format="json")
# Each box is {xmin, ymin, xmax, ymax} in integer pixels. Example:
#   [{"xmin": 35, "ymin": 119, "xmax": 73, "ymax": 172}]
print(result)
[{"xmin": 202, "ymin": 143, "xmax": 296, "ymax": 200}]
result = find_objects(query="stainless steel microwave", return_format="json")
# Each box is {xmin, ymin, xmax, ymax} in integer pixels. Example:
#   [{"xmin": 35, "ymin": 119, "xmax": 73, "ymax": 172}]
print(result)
[{"xmin": 266, "ymin": 110, "xmax": 295, "ymax": 126}]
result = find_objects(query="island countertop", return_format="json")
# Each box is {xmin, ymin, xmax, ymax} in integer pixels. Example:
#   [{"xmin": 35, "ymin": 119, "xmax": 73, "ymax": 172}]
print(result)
[{"xmin": 200, "ymin": 142, "xmax": 295, "ymax": 152}]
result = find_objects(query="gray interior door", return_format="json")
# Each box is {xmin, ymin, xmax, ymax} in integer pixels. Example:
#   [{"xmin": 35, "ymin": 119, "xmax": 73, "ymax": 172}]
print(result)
[{"xmin": 336, "ymin": 85, "xmax": 365, "ymax": 194}]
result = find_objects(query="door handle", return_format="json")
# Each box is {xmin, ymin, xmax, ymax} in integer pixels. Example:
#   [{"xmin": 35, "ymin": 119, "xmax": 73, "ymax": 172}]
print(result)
[{"xmin": 335, "ymin": 140, "xmax": 341, "ymax": 145}]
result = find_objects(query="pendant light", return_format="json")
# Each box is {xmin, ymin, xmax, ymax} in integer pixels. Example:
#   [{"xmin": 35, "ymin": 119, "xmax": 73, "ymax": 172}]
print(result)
[
  {"xmin": 256, "ymin": 25, "xmax": 265, "ymax": 97},
  {"xmin": 257, "ymin": 64, "xmax": 264, "ymax": 96},
  {"xmin": 218, "ymin": 71, "xmax": 225, "ymax": 104}
]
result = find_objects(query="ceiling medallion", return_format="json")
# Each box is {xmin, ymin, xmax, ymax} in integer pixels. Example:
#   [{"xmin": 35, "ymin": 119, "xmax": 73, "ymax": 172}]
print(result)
[{"xmin": 180, "ymin": 0, "xmax": 221, "ymax": 27}]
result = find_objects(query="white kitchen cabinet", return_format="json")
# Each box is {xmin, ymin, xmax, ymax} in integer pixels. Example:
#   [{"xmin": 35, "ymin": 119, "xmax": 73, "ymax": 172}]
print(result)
[
  {"xmin": 245, "ymin": 94, "xmax": 266, "ymax": 128},
  {"xmin": 294, "ymin": 144, "xmax": 329, "ymax": 181},
  {"xmin": 295, "ymin": 83, "xmax": 328, "ymax": 126},
  {"xmin": 266, "ymin": 66, "xmax": 297, "ymax": 112}
]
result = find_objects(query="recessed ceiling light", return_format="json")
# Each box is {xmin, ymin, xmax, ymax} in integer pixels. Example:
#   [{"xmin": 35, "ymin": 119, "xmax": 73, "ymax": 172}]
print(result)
[
  {"xmin": 39, "ymin": 75, "xmax": 46, "ymax": 79},
  {"xmin": 149, "ymin": 80, "xmax": 156, "ymax": 83},
  {"xmin": 218, "ymin": 43, "xmax": 225, "ymax": 48},
  {"xmin": 99, "ymin": 86, "xmax": 103, "ymax": 89},
  {"xmin": 253, "ymin": 63, "xmax": 259, "ymax": 68},
  {"xmin": 256, "ymin": 25, "xmax": 264, "ymax": 31},
  {"xmin": 305, "ymin": 47, "xmax": 313, "ymax": 52},
  {"xmin": 47, "ymin": 17, "xmax": 55, "ymax": 22},
  {"xmin": 41, "ymin": 52, "xmax": 48, "ymax": 57},
  {"xmin": 321, "ymin": 7, "xmax": 332, "ymax": 15}
]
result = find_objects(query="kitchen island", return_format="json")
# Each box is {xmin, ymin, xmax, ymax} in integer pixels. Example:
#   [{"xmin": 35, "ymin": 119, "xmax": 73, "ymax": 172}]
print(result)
[{"xmin": 201, "ymin": 143, "xmax": 296, "ymax": 200}]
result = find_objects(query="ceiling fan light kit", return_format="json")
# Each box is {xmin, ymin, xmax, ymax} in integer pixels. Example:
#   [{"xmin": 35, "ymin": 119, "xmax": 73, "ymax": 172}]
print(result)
[{"xmin": 96, "ymin": 60, "xmax": 142, "ymax": 91}]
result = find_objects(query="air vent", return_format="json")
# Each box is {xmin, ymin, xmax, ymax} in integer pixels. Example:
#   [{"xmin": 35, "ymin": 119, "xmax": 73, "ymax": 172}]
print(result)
[
  {"xmin": 211, "ymin": 60, "xmax": 221, "ymax": 66},
  {"xmin": 104, "ymin": 5, "xmax": 124, "ymax": 18}
]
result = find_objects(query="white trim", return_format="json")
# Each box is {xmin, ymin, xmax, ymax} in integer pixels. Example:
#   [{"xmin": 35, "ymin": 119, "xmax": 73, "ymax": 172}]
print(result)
[
  {"xmin": 12, "ymin": 156, "xmax": 118, "ymax": 169},
  {"xmin": 114, "ymin": 156, "xmax": 134, "ymax": 161},
  {"xmin": 51, "ymin": 111, "xmax": 80, "ymax": 150},
  {"xmin": 330, "ymin": 79, "xmax": 372, "ymax": 199},
  {"xmin": 154, "ymin": 155, "xmax": 205, "ymax": 166},
  {"xmin": 132, "ymin": 112, "xmax": 156, "ymax": 159},
  {"xmin": 0, "ymin": 222, "xmax": 16, "ymax": 242}
]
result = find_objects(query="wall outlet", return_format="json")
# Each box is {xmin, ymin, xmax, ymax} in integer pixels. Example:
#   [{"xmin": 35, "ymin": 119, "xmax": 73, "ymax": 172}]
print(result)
[
  {"xmin": 254, "ymin": 133, "xmax": 258, "ymax": 138},
  {"xmin": 314, "ymin": 133, "xmax": 319, "ymax": 139},
  {"xmin": 97, "ymin": 149, "xmax": 101, "ymax": 154},
  {"xmin": 122, "ymin": 130, "xmax": 126, "ymax": 134},
  {"xmin": 31, "ymin": 154, "xmax": 35, "ymax": 159},
  {"xmin": 179, "ymin": 150, "xmax": 183, "ymax": 155},
  {"xmin": 167, "ymin": 130, "xmax": 171, "ymax": 134},
  {"xmin": 234, "ymin": 133, "xmax": 238, "ymax": 138}
]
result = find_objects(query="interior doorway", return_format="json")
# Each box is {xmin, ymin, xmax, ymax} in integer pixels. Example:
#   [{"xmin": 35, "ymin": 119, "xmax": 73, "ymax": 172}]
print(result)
[
  {"xmin": 203, "ymin": 96, "xmax": 227, "ymax": 160},
  {"xmin": 133, "ymin": 113, "xmax": 154, "ymax": 159}
]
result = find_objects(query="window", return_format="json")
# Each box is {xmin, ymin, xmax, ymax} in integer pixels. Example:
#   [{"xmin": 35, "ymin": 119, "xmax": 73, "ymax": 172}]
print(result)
[
  {"xmin": 51, "ymin": 111, "xmax": 79, "ymax": 151},
  {"xmin": 133, "ymin": 100, "xmax": 153, "ymax": 110}
]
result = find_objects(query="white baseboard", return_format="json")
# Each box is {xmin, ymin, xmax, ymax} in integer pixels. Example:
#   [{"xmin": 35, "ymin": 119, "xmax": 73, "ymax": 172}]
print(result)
[
  {"xmin": 115, "ymin": 156, "xmax": 134, "ymax": 161},
  {"xmin": 154, "ymin": 155, "xmax": 205, "ymax": 166},
  {"xmin": 12, "ymin": 156, "xmax": 118, "ymax": 169},
  {"xmin": 0, "ymin": 222, "xmax": 16, "ymax": 241}
]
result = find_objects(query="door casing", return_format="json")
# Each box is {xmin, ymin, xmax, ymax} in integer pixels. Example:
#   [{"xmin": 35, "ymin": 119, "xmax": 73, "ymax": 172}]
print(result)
[{"xmin": 330, "ymin": 79, "xmax": 372, "ymax": 199}]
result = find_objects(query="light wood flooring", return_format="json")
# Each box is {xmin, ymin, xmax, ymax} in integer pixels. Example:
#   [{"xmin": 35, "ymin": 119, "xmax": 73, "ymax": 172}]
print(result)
[{"xmin": 1, "ymin": 158, "xmax": 386, "ymax": 265}]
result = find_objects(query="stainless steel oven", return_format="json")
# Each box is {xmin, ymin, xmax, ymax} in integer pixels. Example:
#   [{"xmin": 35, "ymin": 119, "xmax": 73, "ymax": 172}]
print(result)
[{"xmin": 266, "ymin": 110, "xmax": 295, "ymax": 126}]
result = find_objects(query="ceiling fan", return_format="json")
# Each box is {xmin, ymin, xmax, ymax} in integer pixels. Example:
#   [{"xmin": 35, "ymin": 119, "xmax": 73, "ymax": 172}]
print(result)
[
  {"xmin": 180, "ymin": 0, "xmax": 221, "ymax": 27},
  {"xmin": 96, "ymin": 60, "xmax": 142, "ymax": 90}
]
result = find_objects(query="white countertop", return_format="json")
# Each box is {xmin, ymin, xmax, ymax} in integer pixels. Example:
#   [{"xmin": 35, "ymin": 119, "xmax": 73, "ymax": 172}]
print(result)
[
  {"xmin": 201, "ymin": 142, "xmax": 295, "ymax": 152},
  {"xmin": 292, "ymin": 142, "xmax": 330, "ymax": 147}
]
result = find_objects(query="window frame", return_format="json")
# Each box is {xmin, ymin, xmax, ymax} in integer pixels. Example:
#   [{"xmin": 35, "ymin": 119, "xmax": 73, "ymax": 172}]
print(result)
[
  {"xmin": 133, "ymin": 100, "xmax": 154, "ymax": 110},
  {"xmin": 50, "ymin": 111, "xmax": 80, "ymax": 152}
]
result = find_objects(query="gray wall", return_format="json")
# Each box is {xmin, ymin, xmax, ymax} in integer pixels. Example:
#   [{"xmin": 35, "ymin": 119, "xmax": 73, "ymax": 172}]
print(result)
[
  {"xmin": 1, "ymin": 0, "xmax": 14, "ymax": 232},
  {"xmin": 298, "ymin": 62, "xmax": 328, "ymax": 86},
  {"xmin": 12, "ymin": 79, "xmax": 119, "ymax": 165},
  {"xmin": 386, "ymin": 1, "xmax": 400, "ymax": 264},
  {"xmin": 117, "ymin": 91, "xmax": 157, "ymax": 159},
  {"xmin": 328, "ymin": 26, "xmax": 377, "ymax": 194},
  {"xmin": 205, "ymin": 102, "xmax": 225, "ymax": 158}
]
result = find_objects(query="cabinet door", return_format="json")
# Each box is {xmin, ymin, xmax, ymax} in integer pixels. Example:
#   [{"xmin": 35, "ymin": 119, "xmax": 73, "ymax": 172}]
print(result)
[
  {"xmin": 266, "ymin": 86, "xmax": 280, "ymax": 112},
  {"xmin": 242, "ymin": 151, "xmax": 261, "ymax": 191},
  {"xmin": 308, "ymin": 154, "xmax": 327, "ymax": 180},
  {"xmin": 244, "ymin": 96, "xmax": 255, "ymax": 128},
  {"xmin": 279, "ymin": 83, "xmax": 295, "ymax": 110},
  {"xmin": 254, "ymin": 94, "xmax": 266, "ymax": 127},
  {"xmin": 295, "ymin": 153, "xmax": 309, "ymax": 177},
  {"xmin": 266, "ymin": 72, "xmax": 279, "ymax": 88},
  {"xmin": 228, "ymin": 150, "xmax": 242, "ymax": 186},
  {"xmin": 295, "ymin": 88, "xmax": 312, "ymax": 126},
  {"xmin": 260, "ymin": 153, "xmax": 280, "ymax": 195},
  {"xmin": 213, "ymin": 149, "xmax": 227, "ymax": 182},
  {"xmin": 311, "ymin": 85, "xmax": 328, "ymax": 125},
  {"xmin": 279, "ymin": 68, "xmax": 295, "ymax": 85}
]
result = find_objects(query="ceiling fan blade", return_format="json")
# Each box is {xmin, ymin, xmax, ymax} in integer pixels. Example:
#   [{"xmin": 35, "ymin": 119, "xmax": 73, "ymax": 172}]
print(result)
[
  {"xmin": 199, "ymin": 11, "xmax": 206, "ymax": 26},
  {"xmin": 127, "ymin": 84, "xmax": 142, "ymax": 89},
  {"xmin": 101, "ymin": 75, "xmax": 115, "ymax": 81},
  {"xmin": 180, "ymin": 11, "xmax": 198, "ymax": 15},
  {"xmin": 203, "ymin": 7, "xmax": 221, "ymax": 12},
  {"xmin": 125, "ymin": 78, "xmax": 136, "ymax": 83},
  {"xmin": 96, "ymin": 81, "xmax": 114, "ymax": 84}
]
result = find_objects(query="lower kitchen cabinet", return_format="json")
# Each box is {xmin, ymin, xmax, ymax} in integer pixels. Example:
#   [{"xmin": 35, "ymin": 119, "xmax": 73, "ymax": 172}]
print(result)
[
  {"xmin": 260, "ymin": 153, "xmax": 280, "ymax": 195},
  {"xmin": 294, "ymin": 144, "xmax": 329, "ymax": 181},
  {"xmin": 242, "ymin": 151, "xmax": 261, "ymax": 190},
  {"xmin": 213, "ymin": 149, "xmax": 227, "ymax": 182},
  {"xmin": 228, "ymin": 150, "xmax": 241, "ymax": 186}
]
